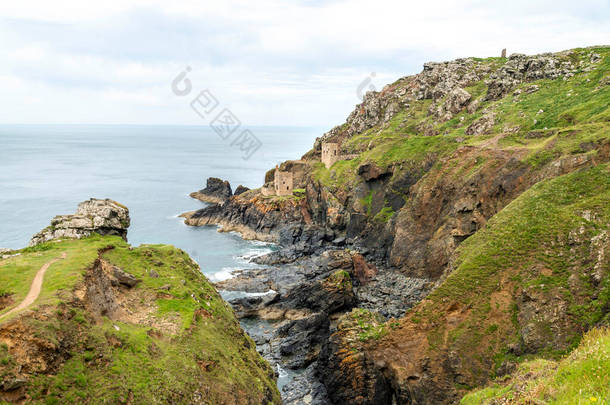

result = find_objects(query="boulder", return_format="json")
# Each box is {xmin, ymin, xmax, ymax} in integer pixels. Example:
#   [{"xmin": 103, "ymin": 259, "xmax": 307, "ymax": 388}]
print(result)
[
  {"xmin": 445, "ymin": 87, "xmax": 471, "ymax": 114},
  {"xmin": 466, "ymin": 112, "xmax": 496, "ymax": 135},
  {"xmin": 111, "ymin": 266, "xmax": 141, "ymax": 288},
  {"xmin": 29, "ymin": 199, "xmax": 130, "ymax": 246},
  {"xmin": 351, "ymin": 253, "xmax": 377, "ymax": 284}
]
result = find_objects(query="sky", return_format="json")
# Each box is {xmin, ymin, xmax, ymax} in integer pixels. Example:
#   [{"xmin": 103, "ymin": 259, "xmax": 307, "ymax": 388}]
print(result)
[{"xmin": 0, "ymin": 0, "xmax": 608, "ymax": 127}]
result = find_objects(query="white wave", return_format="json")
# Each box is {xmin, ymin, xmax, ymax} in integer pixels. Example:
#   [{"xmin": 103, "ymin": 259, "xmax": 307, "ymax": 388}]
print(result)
[
  {"xmin": 209, "ymin": 267, "xmax": 236, "ymax": 281},
  {"xmin": 276, "ymin": 364, "xmax": 288, "ymax": 378},
  {"xmin": 236, "ymin": 247, "xmax": 273, "ymax": 262}
]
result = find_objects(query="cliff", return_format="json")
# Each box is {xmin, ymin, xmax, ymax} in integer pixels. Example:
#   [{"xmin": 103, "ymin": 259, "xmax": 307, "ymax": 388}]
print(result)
[
  {"xmin": 0, "ymin": 202, "xmax": 280, "ymax": 404},
  {"xmin": 182, "ymin": 45, "xmax": 609, "ymax": 404}
]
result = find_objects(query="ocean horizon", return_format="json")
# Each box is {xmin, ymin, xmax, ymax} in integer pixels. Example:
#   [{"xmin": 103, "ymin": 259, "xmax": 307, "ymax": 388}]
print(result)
[{"xmin": 0, "ymin": 124, "xmax": 323, "ymax": 278}]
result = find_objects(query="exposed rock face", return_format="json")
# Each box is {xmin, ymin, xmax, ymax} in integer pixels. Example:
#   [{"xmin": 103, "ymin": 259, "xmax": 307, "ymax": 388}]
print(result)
[
  {"xmin": 234, "ymin": 185, "xmax": 250, "ymax": 195},
  {"xmin": 429, "ymin": 87, "xmax": 471, "ymax": 122},
  {"xmin": 180, "ymin": 193, "xmax": 307, "ymax": 242},
  {"xmin": 318, "ymin": 310, "xmax": 393, "ymax": 405},
  {"xmin": 29, "ymin": 199, "xmax": 130, "ymax": 246},
  {"xmin": 485, "ymin": 53, "xmax": 576, "ymax": 100},
  {"xmin": 190, "ymin": 177, "xmax": 233, "ymax": 204}
]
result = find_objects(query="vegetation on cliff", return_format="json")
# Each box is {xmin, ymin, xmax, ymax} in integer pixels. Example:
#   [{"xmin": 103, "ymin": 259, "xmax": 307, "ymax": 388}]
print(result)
[
  {"xmin": 177, "ymin": 45, "xmax": 609, "ymax": 404},
  {"xmin": 0, "ymin": 235, "xmax": 280, "ymax": 404},
  {"xmin": 366, "ymin": 163, "xmax": 609, "ymax": 402},
  {"xmin": 315, "ymin": 46, "xmax": 609, "ymax": 193},
  {"xmin": 461, "ymin": 326, "xmax": 610, "ymax": 404}
]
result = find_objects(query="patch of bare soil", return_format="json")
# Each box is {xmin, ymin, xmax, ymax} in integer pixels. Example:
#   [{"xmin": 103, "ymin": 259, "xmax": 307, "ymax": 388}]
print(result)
[
  {"xmin": 77, "ymin": 257, "xmax": 181, "ymax": 335},
  {"xmin": 0, "ymin": 295, "xmax": 14, "ymax": 311}
]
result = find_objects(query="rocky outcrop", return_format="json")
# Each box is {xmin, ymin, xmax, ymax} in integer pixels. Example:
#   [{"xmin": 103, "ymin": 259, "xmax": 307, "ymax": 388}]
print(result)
[
  {"xmin": 189, "ymin": 177, "xmax": 233, "ymax": 204},
  {"xmin": 429, "ymin": 87, "xmax": 472, "ymax": 122},
  {"xmin": 318, "ymin": 309, "xmax": 393, "ymax": 405},
  {"xmin": 29, "ymin": 199, "xmax": 130, "ymax": 246},
  {"xmin": 234, "ymin": 185, "xmax": 250, "ymax": 195},
  {"xmin": 181, "ymin": 192, "xmax": 307, "ymax": 242},
  {"xmin": 485, "ymin": 52, "xmax": 576, "ymax": 100}
]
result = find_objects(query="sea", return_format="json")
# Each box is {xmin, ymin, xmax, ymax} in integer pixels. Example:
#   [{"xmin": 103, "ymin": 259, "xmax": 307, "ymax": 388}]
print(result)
[{"xmin": 0, "ymin": 124, "xmax": 321, "ymax": 281}]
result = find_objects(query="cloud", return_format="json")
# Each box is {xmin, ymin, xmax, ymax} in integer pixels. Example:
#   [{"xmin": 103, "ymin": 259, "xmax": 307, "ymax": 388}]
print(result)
[{"xmin": 0, "ymin": 0, "xmax": 608, "ymax": 126}]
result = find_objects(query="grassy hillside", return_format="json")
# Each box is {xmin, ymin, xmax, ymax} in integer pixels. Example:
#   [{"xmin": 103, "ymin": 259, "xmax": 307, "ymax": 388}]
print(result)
[
  {"xmin": 366, "ymin": 162, "xmax": 609, "ymax": 401},
  {"xmin": 0, "ymin": 235, "xmax": 280, "ymax": 404},
  {"xmin": 461, "ymin": 326, "xmax": 610, "ymax": 404},
  {"xmin": 313, "ymin": 46, "xmax": 609, "ymax": 192}
]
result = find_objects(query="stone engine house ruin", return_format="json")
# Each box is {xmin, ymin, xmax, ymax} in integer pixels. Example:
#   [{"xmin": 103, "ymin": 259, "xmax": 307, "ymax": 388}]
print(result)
[
  {"xmin": 321, "ymin": 142, "xmax": 339, "ymax": 169},
  {"xmin": 274, "ymin": 165, "xmax": 293, "ymax": 196}
]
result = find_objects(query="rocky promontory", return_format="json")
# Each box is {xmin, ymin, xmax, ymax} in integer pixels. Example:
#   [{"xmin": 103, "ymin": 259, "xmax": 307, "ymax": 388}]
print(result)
[
  {"xmin": 1, "ymin": 201, "xmax": 281, "ymax": 404},
  {"xmin": 29, "ymin": 198, "xmax": 130, "ymax": 247},
  {"xmin": 189, "ymin": 177, "xmax": 233, "ymax": 205}
]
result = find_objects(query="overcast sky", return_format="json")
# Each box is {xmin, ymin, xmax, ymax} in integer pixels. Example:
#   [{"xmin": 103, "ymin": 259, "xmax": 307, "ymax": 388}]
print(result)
[{"xmin": 0, "ymin": 0, "xmax": 608, "ymax": 127}]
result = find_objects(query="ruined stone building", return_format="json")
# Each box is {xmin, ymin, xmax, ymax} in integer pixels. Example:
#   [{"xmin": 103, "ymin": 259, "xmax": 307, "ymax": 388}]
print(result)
[
  {"xmin": 321, "ymin": 142, "xmax": 339, "ymax": 169},
  {"xmin": 274, "ymin": 166, "xmax": 293, "ymax": 196}
]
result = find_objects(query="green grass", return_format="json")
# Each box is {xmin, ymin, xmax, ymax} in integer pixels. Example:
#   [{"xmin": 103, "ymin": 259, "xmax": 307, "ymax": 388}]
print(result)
[
  {"xmin": 348, "ymin": 308, "xmax": 388, "ymax": 342},
  {"xmin": 373, "ymin": 206, "xmax": 395, "ymax": 223},
  {"xmin": 406, "ymin": 163, "xmax": 610, "ymax": 388},
  {"xmin": 0, "ymin": 236, "xmax": 281, "ymax": 404},
  {"xmin": 313, "ymin": 46, "xmax": 610, "ymax": 191},
  {"xmin": 0, "ymin": 235, "xmax": 125, "ymax": 320},
  {"xmin": 461, "ymin": 327, "xmax": 610, "ymax": 404},
  {"xmin": 325, "ymin": 270, "xmax": 352, "ymax": 290}
]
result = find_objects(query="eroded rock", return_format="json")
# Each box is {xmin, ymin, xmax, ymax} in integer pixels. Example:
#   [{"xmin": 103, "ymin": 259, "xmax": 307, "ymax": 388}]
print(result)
[
  {"xmin": 189, "ymin": 177, "xmax": 232, "ymax": 204},
  {"xmin": 29, "ymin": 199, "xmax": 130, "ymax": 246}
]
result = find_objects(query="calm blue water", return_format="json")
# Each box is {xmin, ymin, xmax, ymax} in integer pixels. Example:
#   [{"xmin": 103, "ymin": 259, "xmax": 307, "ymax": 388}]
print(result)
[{"xmin": 0, "ymin": 124, "xmax": 320, "ymax": 278}]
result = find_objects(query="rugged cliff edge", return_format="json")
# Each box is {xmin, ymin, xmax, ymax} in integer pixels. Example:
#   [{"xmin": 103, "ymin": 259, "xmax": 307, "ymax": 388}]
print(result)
[
  {"xmin": 0, "ymin": 201, "xmax": 280, "ymax": 404},
  {"xmin": 182, "ymin": 46, "xmax": 609, "ymax": 404}
]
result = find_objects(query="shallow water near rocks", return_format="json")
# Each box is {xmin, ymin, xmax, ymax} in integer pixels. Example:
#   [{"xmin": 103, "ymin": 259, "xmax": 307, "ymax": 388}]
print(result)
[
  {"xmin": 0, "ymin": 124, "xmax": 318, "ymax": 274},
  {"xmin": 0, "ymin": 124, "xmax": 320, "ymax": 398}
]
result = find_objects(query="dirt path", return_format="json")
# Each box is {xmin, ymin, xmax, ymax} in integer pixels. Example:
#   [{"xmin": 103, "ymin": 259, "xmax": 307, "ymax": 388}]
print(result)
[{"xmin": 0, "ymin": 252, "xmax": 66, "ymax": 321}]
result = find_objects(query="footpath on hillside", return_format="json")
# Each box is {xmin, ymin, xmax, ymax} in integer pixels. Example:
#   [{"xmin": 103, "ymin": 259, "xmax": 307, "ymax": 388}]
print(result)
[{"xmin": 0, "ymin": 252, "xmax": 66, "ymax": 323}]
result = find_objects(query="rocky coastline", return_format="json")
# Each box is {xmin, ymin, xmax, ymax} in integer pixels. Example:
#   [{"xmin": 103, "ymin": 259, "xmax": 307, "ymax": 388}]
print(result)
[{"xmin": 180, "ymin": 47, "xmax": 610, "ymax": 404}]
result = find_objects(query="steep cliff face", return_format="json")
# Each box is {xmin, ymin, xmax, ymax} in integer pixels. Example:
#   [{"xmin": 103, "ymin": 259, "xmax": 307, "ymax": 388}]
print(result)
[
  {"xmin": 181, "ymin": 46, "xmax": 609, "ymax": 403},
  {"xmin": 363, "ymin": 164, "xmax": 610, "ymax": 404}
]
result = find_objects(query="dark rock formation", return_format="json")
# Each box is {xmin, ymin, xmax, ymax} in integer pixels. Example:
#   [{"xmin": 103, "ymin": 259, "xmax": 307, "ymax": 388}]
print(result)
[
  {"xmin": 234, "ymin": 185, "xmax": 250, "ymax": 195},
  {"xmin": 180, "ymin": 193, "xmax": 307, "ymax": 242},
  {"xmin": 189, "ymin": 177, "xmax": 232, "ymax": 204}
]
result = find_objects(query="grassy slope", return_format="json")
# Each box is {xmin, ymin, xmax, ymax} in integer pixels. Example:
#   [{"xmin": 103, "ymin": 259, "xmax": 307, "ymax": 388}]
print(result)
[
  {"xmin": 461, "ymin": 326, "xmax": 610, "ymax": 404},
  {"xmin": 393, "ymin": 162, "xmax": 609, "ymax": 395},
  {"xmin": 0, "ymin": 235, "xmax": 280, "ymax": 404},
  {"xmin": 313, "ymin": 46, "xmax": 609, "ymax": 194}
]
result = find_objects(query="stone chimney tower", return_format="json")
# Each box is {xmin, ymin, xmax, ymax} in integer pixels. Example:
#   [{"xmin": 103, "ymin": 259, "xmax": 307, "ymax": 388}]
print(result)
[
  {"xmin": 274, "ymin": 165, "xmax": 293, "ymax": 196},
  {"xmin": 321, "ymin": 142, "xmax": 339, "ymax": 169}
]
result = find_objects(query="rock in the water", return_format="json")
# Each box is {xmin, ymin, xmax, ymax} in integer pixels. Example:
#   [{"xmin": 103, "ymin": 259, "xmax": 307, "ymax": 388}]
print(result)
[
  {"xmin": 190, "ymin": 177, "xmax": 232, "ymax": 204},
  {"xmin": 29, "ymin": 199, "xmax": 130, "ymax": 246}
]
